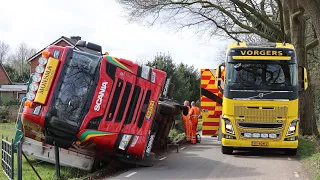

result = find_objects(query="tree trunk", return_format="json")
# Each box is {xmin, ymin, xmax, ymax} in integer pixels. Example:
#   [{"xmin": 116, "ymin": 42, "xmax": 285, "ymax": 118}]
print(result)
[
  {"xmin": 288, "ymin": 0, "xmax": 320, "ymax": 136},
  {"xmin": 299, "ymin": 0, "xmax": 320, "ymax": 43}
]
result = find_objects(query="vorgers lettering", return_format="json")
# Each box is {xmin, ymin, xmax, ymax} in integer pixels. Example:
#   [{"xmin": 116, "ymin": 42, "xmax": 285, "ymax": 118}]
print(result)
[{"xmin": 94, "ymin": 82, "xmax": 108, "ymax": 111}]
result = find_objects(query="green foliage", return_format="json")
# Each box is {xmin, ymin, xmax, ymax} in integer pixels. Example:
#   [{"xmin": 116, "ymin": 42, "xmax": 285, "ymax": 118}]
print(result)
[
  {"xmin": 2, "ymin": 63, "xmax": 30, "ymax": 83},
  {"xmin": 146, "ymin": 52, "xmax": 200, "ymax": 104},
  {"xmin": 298, "ymin": 137, "xmax": 320, "ymax": 180},
  {"xmin": 0, "ymin": 106, "xmax": 9, "ymax": 119}
]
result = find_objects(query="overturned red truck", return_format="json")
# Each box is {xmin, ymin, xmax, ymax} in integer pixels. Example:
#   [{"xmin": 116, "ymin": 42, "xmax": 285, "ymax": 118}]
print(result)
[{"xmin": 21, "ymin": 40, "xmax": 186, "ymax": 171}]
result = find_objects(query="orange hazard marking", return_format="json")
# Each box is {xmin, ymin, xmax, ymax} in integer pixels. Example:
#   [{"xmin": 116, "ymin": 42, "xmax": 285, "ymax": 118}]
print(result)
[{"xmin": 200, "ymin": 69, "xmax": 224, "ymax": 136}]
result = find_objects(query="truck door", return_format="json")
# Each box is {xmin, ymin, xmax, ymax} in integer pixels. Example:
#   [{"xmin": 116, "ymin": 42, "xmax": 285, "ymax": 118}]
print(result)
[{"xmin": 200, "ymin": 69, "xmax": 223, "ymax": 136}]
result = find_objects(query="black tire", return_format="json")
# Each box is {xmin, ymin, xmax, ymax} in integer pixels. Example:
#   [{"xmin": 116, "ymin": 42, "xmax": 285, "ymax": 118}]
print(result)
[
  {"xmin": 284, "ymin": 148, "xmax": 297, "ymax": 156},
  {"xmin": 196, "ymin": 134, "xmax": 201, "ymax": 143},
  {"xmin": 221, "ymin": 145, "xmax": 233, "ymax": 154},
  {"xmin": 159, "ymin": 103, "xmax": 175, "ymax": 115}
]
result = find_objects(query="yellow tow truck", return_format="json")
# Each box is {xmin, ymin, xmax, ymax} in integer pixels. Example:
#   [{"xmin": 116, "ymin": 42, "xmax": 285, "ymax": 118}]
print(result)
[{"xmin": 200, "ymin": 42, "xmax": 308, "ymax": 155}]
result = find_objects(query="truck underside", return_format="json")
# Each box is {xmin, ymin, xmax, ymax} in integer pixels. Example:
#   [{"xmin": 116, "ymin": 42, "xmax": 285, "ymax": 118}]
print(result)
[{"xmin": 21, "ymin": 98, "xmax": 186, "ymax": 171}]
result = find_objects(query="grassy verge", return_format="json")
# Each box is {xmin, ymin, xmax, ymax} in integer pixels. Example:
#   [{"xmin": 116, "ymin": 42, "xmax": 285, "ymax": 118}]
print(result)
[
  {"xmin": 0, "ymin": 123, "xmax": 89, "ymax": 180},
  {"xmin": 298, "ymin": 136, "xmax": 320, "ymax": 180}
]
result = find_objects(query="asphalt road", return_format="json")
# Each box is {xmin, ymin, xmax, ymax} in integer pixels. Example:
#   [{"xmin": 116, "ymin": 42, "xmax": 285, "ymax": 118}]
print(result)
[{"xmin": 110, "ymin": 136, "xmax": 308, "ymax": 180}]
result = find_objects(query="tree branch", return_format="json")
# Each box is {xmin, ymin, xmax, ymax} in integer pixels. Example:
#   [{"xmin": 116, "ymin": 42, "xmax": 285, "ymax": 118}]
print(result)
[
  {"xmin": 229, "ymin": 0, "xmax": 283, "ymax": 36},
  {"xmin": 275, "ymin": 0, "xmax": 285, "ymax": 41},
  {"xmin": 306, "ymin": 39, "xmax": 319, "ymax": 50}
]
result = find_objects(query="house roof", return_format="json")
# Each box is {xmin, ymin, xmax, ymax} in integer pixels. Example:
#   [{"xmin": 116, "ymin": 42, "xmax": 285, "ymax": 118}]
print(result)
[
  {"xmin": 0, "ymin": 63, "xmax": 12, "ymax": 84},
  {"xmin": 27, "ymin": 36, "xmax": 101, "ymax": 62},
  {"xmin": 27, "ymin": 36, "xmax": 78, "ymax": 62}
]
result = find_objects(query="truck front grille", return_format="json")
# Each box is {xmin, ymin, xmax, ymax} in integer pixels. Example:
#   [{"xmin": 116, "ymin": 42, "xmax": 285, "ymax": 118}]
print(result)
[{"xmin": 238, "ymin": 122, "xmax": 283, "ymax": 129}]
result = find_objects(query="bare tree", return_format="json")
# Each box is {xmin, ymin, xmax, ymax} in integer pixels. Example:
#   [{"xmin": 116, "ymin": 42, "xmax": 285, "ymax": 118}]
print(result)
[
  {"xmin": 0, "ymin": 41, "xmax": 10, "ymax": 63},
  {"xmin": 117, "ymin": 0, "xmax": 319, "ymax": 136},
  {"xmin": 7, "ymin": 43, "xmax": 36, "ymax": 82}
]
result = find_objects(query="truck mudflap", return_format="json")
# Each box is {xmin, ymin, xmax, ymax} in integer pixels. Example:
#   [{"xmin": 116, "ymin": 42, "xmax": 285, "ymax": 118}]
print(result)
[
  {"xmin": 200, "ymin": 69, "xmax": 224, "ymax": 136},
  {"xmin": 22, "ymin": 137, "xmax": 95, "ymax": 171}
]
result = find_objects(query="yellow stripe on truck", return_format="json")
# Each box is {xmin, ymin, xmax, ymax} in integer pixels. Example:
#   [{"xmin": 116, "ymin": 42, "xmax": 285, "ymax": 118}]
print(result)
[
  {"xmin": 34, "ymin": 57, "xmax": 59, "ymax": 104},
  {"xmin": 232, "ymin": 56, "xmax": 291, "ymax": 60}
]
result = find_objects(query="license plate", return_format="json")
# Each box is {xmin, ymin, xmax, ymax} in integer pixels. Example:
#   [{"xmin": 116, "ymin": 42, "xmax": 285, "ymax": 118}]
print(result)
[
  {"xmin": 34, "ymin": 57, "xmax": 59, "ymax": 104},
  {"xmin": 252, "ymin": 141, "xmax": 269, "ymax": 146}
]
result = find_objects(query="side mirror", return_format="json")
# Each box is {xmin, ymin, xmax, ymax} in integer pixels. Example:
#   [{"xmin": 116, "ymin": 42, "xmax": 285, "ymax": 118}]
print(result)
[
  {"xmin": 298, "ymin": 66, "xmax": 308, "ymax": 92},
  {"xmin": 217, "ymin": 65, "xmax": 225, "ymax": 86}
]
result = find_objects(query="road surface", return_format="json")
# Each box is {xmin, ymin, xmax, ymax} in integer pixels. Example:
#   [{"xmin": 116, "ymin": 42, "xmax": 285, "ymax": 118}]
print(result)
[{"xmin": 110, "ymin": 136, "xmax": 308, "ymax": 180}]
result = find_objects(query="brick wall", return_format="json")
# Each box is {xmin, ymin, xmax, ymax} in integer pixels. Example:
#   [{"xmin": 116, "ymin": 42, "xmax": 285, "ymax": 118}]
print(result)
[{"xmin": 0, "ymin": 65, "xmax": 11, "ymax": 84}]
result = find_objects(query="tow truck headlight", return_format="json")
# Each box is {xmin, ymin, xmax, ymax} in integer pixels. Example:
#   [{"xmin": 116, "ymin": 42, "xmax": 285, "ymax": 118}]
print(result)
[
  {"xmin": 26, "ymin": 92, "xmax": 36, "ymax": 100},
  {"xmin": 32, "ymin": 73, "xmax": 42, "ymax": 83},
  {"xmin": 269, "ymin": 133, "xmax": 277, "ymax": 139},
  {"xmin": 35, "ymin": 65, "xmax": 45, "ymax": 74},
  {"xmin": 261, "ymin": 133, "xmax": 268, "ymax": 138},
  {"xmin": 224, "ymin": 118, "xmax": 234, "ymax": 134},
  {"xmin": 29, "ymin": 83, "xmax": 39, "ymax": 91},
  {"xmin": 244, "ymin": 133, "xmax": 252, "ymax": 138},
  {"xmin": 119, "ymin": 134, "xmax": 132, "ymax": 150},
  {"xmin": 286, "ymin": 120, "xmax": 298, "ymax": 136},
  {"xmin": 38, "ymin": 57, "xmax": 48, "ymax": 65},
  {"xmin": 252, "ymin": 133, "xmax": 260, "ymax": 138}
]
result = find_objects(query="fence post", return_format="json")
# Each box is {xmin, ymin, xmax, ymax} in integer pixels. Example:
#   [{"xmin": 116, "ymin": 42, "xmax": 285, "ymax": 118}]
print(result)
[{"xmin": 17, "ymin": 141, "xmax": 22, "ymax": 180}]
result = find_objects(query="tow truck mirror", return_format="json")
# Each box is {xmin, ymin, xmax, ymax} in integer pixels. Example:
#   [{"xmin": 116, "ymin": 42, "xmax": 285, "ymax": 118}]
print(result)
[
  {"xmin": 298, "ymin": 66, "xmax": 308, "ymax": 92},
  {"xmin": 217, "ymin": 65, "xmax": 225, "ymax": 86}
]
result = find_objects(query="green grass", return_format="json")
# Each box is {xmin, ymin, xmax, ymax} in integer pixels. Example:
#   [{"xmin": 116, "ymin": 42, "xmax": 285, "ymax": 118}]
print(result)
[
  {"xmin": 0, "ymin": 123, "xmax": 89, "ymax": 180},
  {"xmin": 298, "ymin": 136, "xmax": 320, "ymax": 180}
]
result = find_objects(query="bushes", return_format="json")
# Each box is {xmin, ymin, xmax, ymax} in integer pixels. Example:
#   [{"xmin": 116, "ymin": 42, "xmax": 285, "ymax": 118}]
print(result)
[{"xmin": 0, "ymin": 105, "xmax": 19, "ymax": 122}]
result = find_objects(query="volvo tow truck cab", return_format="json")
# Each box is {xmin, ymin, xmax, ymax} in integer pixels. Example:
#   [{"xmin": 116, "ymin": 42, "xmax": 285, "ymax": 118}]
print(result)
[
  {"xmin": 201, "ymin": 42, "xmax": 308, "ymax": 156},
  {"xmin": 20, "ymin": 40, "xmax": 185, "ymax": 170}
]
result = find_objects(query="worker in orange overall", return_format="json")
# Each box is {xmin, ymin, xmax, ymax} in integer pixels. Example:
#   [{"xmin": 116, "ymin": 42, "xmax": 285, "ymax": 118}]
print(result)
[
  {"xmin": 189, "ymin": 101, "xmax": 200, "ymax": 144},
  {"xmin": 182, "ymin": 101, "xmax": 191, "ymax": 142}
]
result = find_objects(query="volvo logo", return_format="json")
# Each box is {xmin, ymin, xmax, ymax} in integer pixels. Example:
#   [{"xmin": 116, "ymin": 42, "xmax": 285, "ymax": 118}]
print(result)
[{"xmin": 258, "ymin": 93, "xmax": 264, "ymax": 98}]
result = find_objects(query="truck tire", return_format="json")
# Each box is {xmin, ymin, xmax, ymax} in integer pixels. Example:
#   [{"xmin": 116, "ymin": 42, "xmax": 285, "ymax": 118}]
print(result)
[
  {"xmin": 221, "ymin": 145, "xmax": 233, "ymax": 155},
  {"xmin": 159, "ymin": 103, "xmax": 175, "ymax": 115},
  {"xmin": 284, "ymin": 148, "xmax": 297, "ymax": 156},
  {"xmin": 196, "ymin": 134, "xmax": 201, "ymax": 143}
]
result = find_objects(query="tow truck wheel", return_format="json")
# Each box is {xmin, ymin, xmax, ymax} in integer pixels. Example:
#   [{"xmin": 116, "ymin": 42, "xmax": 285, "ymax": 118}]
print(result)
[
  {"xmin": 284, "ymin": 148, "xmax": 297, "ymax": 156},
  {"xmin": 221, "ymin": 145, "xmax": 233, "ymax": 155},
  {"xmin": 196, "ymin": 134, "xmax": 201, "ymax": 143}
]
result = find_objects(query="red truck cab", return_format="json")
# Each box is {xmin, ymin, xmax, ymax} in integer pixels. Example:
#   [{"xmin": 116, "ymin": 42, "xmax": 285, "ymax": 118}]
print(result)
[{"xmin": 22, "ymin": 40, "xmax": 166, "ymax": 162}]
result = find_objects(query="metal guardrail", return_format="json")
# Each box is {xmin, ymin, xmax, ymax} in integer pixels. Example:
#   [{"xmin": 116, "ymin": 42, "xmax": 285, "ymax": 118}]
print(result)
[{"xmin": 1, "ymin": 136, "xmax": 14, "ymax": 180}]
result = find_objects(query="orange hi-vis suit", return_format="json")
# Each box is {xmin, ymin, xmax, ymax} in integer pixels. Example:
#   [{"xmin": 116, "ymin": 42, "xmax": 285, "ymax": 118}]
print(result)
[
  {"xmin": 189, "ymin": 105, "xmax": 200, "ymax": 144},
  {"xmin": 182, "ymin": 106, "xmax": 191, "ymax": 141}
]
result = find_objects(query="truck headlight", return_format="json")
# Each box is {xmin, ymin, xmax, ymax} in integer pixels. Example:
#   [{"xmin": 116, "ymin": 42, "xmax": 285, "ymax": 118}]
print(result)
[
  {"xmin": 224, "ymin": 118, "xmax": 234, "ymax": 134},
  {"xmin": 286, "ymin": 120, "xmax": 298, "ymax": 136},
  {"xmin": 26, "ymin": 92, "xmax": 36, "ymax": 100},
  {"xmin": 119, "ymin": 134, "xmax": 132, "ymax": 150}
]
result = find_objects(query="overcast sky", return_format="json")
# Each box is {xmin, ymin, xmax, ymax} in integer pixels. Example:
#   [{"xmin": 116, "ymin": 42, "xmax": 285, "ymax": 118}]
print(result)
[{"xmin": 0, "ymin": 0, "xmax": 231, "ymax": 69}]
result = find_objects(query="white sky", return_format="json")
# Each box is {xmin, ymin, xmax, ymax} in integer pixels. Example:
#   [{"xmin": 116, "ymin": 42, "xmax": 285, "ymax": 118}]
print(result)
[{"xmin": 0, "ymin": 0, "xmax": 231, "ymax": 69}]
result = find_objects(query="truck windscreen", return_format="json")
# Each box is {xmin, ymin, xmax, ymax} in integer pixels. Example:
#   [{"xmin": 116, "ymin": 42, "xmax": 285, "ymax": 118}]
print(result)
[
  {"xmin": 226, "ymin": 60, "xmax": 297, "ymax": 91},
  {"xmin": 52, "ymin": 51, "xmax": 100, "ymax": 127}
]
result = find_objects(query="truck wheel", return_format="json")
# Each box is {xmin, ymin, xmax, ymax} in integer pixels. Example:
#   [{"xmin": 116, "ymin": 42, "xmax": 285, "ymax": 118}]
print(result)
[
  {"xmin": 159, "ymin": 103, "xmax": 175, "ymax": 115},
  {"xmin": 284, "ymin": 148, "xmax": 297, "ymax": 156},
  {"xmin": 221, "ymin": 145, "xmax": 233, "ymax": 155},
  {"xmin": 196, "ymin": 134, "xmax": 201, "ymax": 143},
  {"xmin": 218, "ymin": 127, "xmax": 222, "ymax": 141}
]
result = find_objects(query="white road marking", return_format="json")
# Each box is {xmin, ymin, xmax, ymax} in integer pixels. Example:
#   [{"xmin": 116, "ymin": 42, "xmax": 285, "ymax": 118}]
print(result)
[
  {"xmin": 125, "ymin": 172, "xmax": 137, "ymax": 178},
  {"xmin": 294, "ymin": 172, "xmax": 299, "ymax": 178},
  {"xmin": 288, "ymin": 157, "xmax": 292, "ymax": 160},
  {"xmin": 159, "ymin": 157, "xmax": 167, "ymax": 161},
  {"xmin": 180, "ymin": 147, "xmax": 185, "ymax": 150}
]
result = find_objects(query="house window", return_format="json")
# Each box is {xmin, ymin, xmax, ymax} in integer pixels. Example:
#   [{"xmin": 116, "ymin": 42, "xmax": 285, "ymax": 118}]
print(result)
[{"xmin": 18, "ymin": 93, "xmax": 26, "ymax": 101}]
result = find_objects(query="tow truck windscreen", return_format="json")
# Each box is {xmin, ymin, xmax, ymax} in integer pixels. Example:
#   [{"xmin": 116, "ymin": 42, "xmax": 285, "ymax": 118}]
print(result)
[
  {"xmin": 47, "ymin": 50, "xmax": 101, "ymax": 139},
  {"xmin": 226, "ymin": 60, "xmax": 297, "ymax": 91}
]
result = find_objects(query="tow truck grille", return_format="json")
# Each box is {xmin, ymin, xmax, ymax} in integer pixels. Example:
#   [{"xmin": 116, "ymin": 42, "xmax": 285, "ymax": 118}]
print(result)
[{"xmin": 238, "ymin": 122, "xmax": 283, "ymax": 129}]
